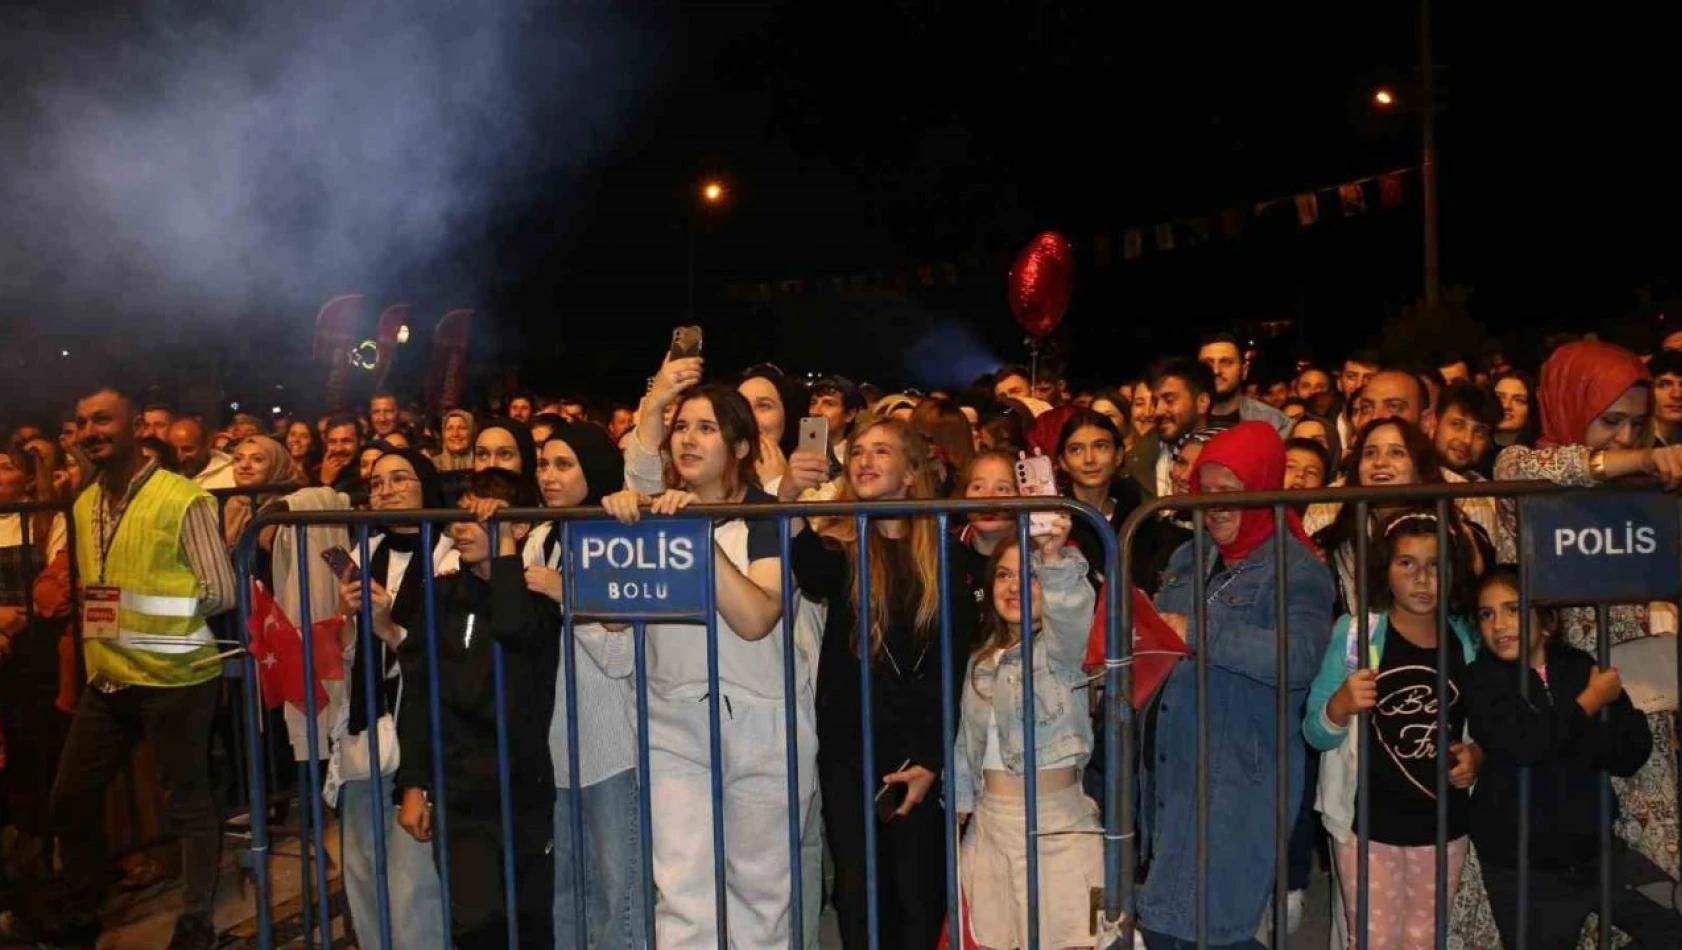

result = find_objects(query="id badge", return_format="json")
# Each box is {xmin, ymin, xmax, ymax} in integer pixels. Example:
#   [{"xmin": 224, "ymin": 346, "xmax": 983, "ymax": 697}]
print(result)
[{"xmin": 83, "ymin": 586, "xmax": 121, "ymax": 641}]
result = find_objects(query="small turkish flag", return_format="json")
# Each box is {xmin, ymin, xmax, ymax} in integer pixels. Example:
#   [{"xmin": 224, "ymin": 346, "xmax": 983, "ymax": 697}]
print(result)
[{"xmin": 245, "ymin": 582, "xmax": 331, "ymax": 712}]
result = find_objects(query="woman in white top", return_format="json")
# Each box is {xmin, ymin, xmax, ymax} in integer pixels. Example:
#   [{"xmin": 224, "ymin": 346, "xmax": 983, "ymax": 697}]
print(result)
[
  {"xmin": 521, "ymin": 423, "xmax": 647, "ymax": 949},
  {"xmin": 603, "ymin": 384, "xmax": 812, "ymax": 948}
]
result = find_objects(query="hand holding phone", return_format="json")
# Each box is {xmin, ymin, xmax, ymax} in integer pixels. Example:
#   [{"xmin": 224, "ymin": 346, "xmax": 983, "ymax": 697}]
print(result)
[
  {"xmin": 320, "ymin": 546, "xmax": 361, "ymax": 583},
  {"xmin": 875, "ymin": 758, "xmax": 913, "ymax": 822},
  {"xmin": 669, "ymin": 325, "xmax": 703, "ymax": 359},
  {"xmin": 797, "ymin": 416, "xmax": 829, "ymax": 458},
  {"xmin": 1015, "ymin": 452, "xmax": 1058, "ymax": 537}
]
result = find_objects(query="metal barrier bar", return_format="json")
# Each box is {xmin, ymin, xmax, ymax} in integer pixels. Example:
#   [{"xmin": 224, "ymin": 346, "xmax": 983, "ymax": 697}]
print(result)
[
  {"xmin": 293, "ymin": 523, "xmax": 333, "ymax": 948},
  {"xmin": 1192, "ymin": 513, "xmax": 1208, "ymax": 950},
  {"xmin": 855, "ymin": 511, "xmax": 881, "ymax": 950},
  {"xmin": 1517, "ymin": 513, "xmax": 1533, "ymax": 950},
  {"xmin": 232, "ymin": 533, "xmax": 275, "ymax": 949},
  {"xmin": 1434, "ymin": 499, "xmax": 1450, "ymax": 950},
  {"xmin": 1596, "ymin": 602, "xmax": 1613, "ymax": 950},
  {"xmin": 632, "ymin": 617, "xmax": 657, "ymax": 944},
  {"xmin": 1017, "ymin": 514, "xmax": 1043, "ymax": 949},
  {"xmin": 489, "ymin": 519, "xmax": 520, "ymax": 949},
  {"xmin": 937, "ymin": 511, "xmax": 962, "ymax": 947},
  {"xmin": 1355, "ymin": 499, "xmax": 1372, "ymax": 950},
  {"xmin": 355, "ymin": 524, "xmax": 395, "ymax": 950},
  {"xmin": 419, "ymin": 521, "xmax": 455, "ymax": 941},
  {"xmin": 560, "ymin": 521, "xmax": 589, "ymax": 949},
  {"xmin": 705, "ymin": 516, "xmax": 729, "ymax": 950},
  {"xmin": 1271, "ymin": 508, "xmax": 1289, "ymax": 948},
  {"xmin": 778, "ymin": 519, "xmax": 804, "ymax": 950}
]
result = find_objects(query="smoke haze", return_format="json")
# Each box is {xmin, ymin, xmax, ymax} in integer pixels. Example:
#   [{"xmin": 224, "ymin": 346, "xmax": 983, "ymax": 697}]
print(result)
[{"xmin": 0, "ymin": 0, "xmax": 665, "ymax": 333}]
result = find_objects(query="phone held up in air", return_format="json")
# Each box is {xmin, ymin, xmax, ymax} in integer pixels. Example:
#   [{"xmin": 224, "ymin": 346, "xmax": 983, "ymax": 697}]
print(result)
[
  {"xmin": 320, "ymin": 546, "xmax": 362, "ymax": 584},
  {"xmin": 669, "ymin": 325, "xmax": 703, "ymax": 360},
  {"xmin": 797, "ymin": 416, "xmax": 829, "ymax": 459},
  {"xmin": 1014, "ymin": 451, "xmax": 1058, "ymax": 537}
]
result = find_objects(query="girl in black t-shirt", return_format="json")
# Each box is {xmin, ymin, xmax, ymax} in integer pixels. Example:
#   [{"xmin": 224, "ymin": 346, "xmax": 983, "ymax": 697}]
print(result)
[{"xmin": 1304, "ymin": 509, "xmax": 1484, "ymax": 949}]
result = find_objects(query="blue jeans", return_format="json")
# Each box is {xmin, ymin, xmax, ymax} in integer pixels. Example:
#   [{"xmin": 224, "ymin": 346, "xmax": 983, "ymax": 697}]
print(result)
[
  {"xmin": 339, "ymin": 777, "xmax": 447, "ymax": 950},
  {"xmin": 1141, "ymin": 928, "xmax": 1265, "ymax": 950},
  {"xmin": 553, "ymin": 768, "xmax": 648, "ymax": 949}
]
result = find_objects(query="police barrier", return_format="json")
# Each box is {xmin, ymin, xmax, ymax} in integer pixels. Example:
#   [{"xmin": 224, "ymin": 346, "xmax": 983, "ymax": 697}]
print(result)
[
  {"xmin": 224, "ymin": 480, "xmax": 1682, "ymax": 949},
  {"xmin": 1117, "ymin": 479, "xmax": 1682, "ymax": 950},
  {"xmin": 234, "ymin": 496, "xmax": 1124, "ymax": 950}
]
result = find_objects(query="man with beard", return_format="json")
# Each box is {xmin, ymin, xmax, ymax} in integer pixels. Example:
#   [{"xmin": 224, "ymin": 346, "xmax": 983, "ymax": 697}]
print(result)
[
  {"xmin": 1149, "ymin": 357, "xmax": 1218, "ymax": 500},
  {"xmin": 1433, "ymin": 381, "xmax": 1501, "ymax": 478},
  {"xmin": 0, "ymin": 387, "xmax": 234, "ymax": 950},
  {"xmin": 1197, "ymin": 333, "xmax": 1291, "ymax": 436}
]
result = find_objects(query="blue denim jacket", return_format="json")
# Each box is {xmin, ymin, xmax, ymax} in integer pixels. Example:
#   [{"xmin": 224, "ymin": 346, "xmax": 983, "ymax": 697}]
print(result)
[
  {"xmin": 951, "ymin": 550, "xmax": 1095, "ymax": 813},
  {"xmin": 1137, "ymin": 533, "xmax": 1335, "ymax": 944}
]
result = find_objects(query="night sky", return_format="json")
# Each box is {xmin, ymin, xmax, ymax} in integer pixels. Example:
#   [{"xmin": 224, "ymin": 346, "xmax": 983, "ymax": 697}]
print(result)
[{"xmin": 4, "ymin": 1, "xmax": 1680, "ymax": 421}]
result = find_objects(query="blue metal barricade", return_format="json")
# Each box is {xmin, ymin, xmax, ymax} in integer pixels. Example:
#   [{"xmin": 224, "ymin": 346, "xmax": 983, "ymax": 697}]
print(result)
[
  {"xmin": 224, "ymin": 480, "xmax": 1682, "ymax": 949},
  {"xmin": 232, "ymin": 496, "xmax": 1123, "ymax": 949}
]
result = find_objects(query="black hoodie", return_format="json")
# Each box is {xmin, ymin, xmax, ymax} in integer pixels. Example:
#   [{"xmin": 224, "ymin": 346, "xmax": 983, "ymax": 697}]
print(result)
[
  {"xmin": 392, "ymin": 554, "xmax": 559, "ymax": 811},
  {"xmin": 1465, "ymin": 639, "xmax": 1652, "ymax": 870}
]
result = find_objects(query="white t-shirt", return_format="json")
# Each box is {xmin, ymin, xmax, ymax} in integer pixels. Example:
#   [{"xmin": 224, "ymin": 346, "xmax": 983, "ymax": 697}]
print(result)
[{"xmin": 0, "ymin": 512, "xmax": 68, "ymax": 562}]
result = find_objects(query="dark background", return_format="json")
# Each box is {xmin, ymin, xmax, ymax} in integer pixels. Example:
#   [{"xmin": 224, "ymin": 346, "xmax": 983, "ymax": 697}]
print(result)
[{"xmin": 5, "ymin": 1, "xmax": 1681, "ymax": 423}]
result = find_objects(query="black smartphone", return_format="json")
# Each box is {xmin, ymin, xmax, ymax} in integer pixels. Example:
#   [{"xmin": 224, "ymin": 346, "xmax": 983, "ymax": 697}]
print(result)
[
  {"xmin": 320, "ymin": 546, "xmax": 361, "ymax": 583},
  {"xmin": 669, "ymin": 325, "xmax": 703, "ymax": 359},
  {"xmin": 874, "ymin": 757, "xmax": 913, "ymax": 822}
]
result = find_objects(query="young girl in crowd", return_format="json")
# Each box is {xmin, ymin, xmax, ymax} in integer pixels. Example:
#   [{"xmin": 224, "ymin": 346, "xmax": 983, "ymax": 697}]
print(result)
[
  {"xmin": 603, "ymin": 385, "xmax": 814, "ymax": 948},
  {"xmin": 522, "ymin": 425, "xmax": 647, "ymax": 949},
  {"xmin": 1464, "ymin": 567, "xmax": 1665, "ymax": 949},
  {"xmin": 1305, "ymin": 509, "xmax": 1483, "ymax": 950},
  {"xmin": 786, "ymin": 417, "xmax": 978, "ymax": 949},
  {"xmin": 953, "ymin": 513, "xmax": 1102, "ymax": 949}
]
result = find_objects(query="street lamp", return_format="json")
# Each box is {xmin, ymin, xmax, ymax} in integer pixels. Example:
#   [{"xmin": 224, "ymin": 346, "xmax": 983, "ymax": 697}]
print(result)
[
  {"xmin": 1373, "ymin": 87, "xmax": 1395, "ymax": 107},
  {"xmin": 689, "ymin": 178, "xmax": 729, "ymax": 319}
]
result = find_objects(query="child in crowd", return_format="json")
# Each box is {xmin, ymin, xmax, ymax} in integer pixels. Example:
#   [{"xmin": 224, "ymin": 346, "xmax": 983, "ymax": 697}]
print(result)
[
  {"xmin": 1305, "ymin": 509, "xmax": 1483, "ymax": 950},
  {"xmin": 1465, "ymin": 567, "xmax": 1670, "ymax": 949},
  {"xmin": 953, "ymin": 513, "xmax": 1103, "ymax": 949}
]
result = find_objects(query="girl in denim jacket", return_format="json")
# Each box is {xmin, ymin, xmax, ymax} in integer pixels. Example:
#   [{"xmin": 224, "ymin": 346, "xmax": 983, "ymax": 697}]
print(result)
[
  {"xmin": 954, "ymin": 513, "xmax": 1101, "ymax": 949},
  {"xmin": 1304, "ymin": 509, "xmax": 1484, "ymax": 950}
]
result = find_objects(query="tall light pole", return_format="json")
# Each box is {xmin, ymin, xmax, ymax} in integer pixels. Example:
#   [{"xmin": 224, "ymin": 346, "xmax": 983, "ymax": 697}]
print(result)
[
  {"xmin": 1419, "ymin": 0, "xmax": 1439, "ymax": 310},
  {"xmin": 688, "ymin": 179, "xmax": 727, "ymax": 319}
]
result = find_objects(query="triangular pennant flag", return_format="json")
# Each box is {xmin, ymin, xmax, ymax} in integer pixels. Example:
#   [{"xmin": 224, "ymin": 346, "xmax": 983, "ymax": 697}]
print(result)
[
  {"xmin": 1154, "ymin": 222, "xmax": 1175, "ymax": 252},
  {"xmin": 1220, "ymin": 208, "xmax": 1245, "ymax": 240},
  {"xmin": 1338, "ymin": 183, "xmax": 1367, "ymax": 217},
  {"xmin": 1123, "ymin": 229, "xmax": 1143, "ymax": 260},
  {"xmin": 1380, "ymin": 173, "xmax": 1405, "ymax": 209}
]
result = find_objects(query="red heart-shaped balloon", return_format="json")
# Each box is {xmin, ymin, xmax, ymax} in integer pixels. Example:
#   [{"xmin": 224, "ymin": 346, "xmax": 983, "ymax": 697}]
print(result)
[{"xmin": 1007, "ymin": 232, "xmax": 1073, "ymax": 339}]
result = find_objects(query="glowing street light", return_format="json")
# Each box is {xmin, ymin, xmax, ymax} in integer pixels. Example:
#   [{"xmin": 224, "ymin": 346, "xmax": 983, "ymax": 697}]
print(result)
[
  {"xmin": 1373, "ymin": 87, "xmax": 1395, "ymax": 107},
  {"xmin": 701, "ymin": 180, "xmax": 725, "ymax": 205}
]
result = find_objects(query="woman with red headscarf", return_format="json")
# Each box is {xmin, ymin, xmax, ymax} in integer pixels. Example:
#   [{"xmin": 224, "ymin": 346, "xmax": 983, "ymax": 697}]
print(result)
[
  {"xmin": 1135, "ymin": 422, "xmax": 1336, "ymax": 948},
  {"xmin": 1447, "ymin": 341, "xmax": 1682, "ymax": 941}
]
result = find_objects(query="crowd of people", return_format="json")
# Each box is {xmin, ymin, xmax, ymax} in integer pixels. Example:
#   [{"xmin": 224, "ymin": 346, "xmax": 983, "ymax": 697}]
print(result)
[{"xmin": 2, "ymin": 326, "xmax": 1682, "ymax": 949}]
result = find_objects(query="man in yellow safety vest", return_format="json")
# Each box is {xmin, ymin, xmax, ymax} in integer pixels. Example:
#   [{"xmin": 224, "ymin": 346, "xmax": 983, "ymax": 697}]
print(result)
[{"xmin": 0, "ymin": 387, "xmax": 235, "ymax": 950}]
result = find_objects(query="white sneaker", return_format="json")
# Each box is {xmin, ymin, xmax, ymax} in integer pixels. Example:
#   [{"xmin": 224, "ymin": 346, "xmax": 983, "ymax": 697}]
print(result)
[{"xmin": 1286, "ymin": 888, "xmax": 1306, "ymax": 935}]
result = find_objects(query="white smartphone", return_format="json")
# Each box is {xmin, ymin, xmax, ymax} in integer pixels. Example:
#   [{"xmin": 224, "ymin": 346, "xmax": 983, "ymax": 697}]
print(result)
[
  {"xmin": 798, "ymin": 416, "xmax": 829, "ymax": 458},
  {"xmin": 1014, "ymin": 452, "xmax": 1058, "ymax": 537}
]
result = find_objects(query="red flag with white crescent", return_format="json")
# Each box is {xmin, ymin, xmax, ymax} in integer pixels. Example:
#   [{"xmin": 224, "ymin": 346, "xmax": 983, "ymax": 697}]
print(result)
[
  {"xmin": 371, "ymin": 303, "xmax": 410, "ymax": 393},
  {"xmin": 426, "ymin": 309, "xmax": 474, "ymax": 409}
]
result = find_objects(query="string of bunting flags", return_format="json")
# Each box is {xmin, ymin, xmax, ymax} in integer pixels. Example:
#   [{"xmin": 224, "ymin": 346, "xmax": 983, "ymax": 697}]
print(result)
[{"xmin": 723, "ymin": 164, "xmax": 1420, "ymax": 305}]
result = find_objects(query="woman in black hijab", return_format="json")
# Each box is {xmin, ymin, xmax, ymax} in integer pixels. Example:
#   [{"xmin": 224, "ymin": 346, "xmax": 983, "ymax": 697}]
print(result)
[
  {"xmin": 331, "ymin": 446, "xmax": 451, "ymax": 950},
  {"xmin": 472, "ymin": 417, "xmax": 538, "ymax": 479}
]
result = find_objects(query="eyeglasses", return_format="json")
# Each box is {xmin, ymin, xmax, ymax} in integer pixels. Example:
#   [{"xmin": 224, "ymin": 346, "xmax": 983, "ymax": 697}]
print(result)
[{"xmin": 369, "ymin": 472, "xmax": 420, "ymax": 493}]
